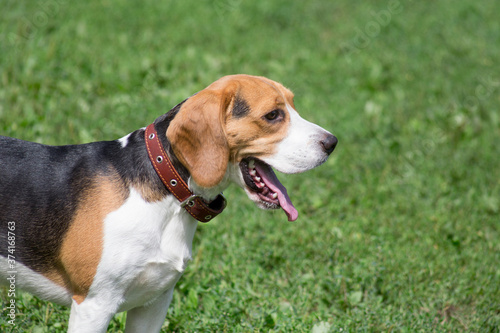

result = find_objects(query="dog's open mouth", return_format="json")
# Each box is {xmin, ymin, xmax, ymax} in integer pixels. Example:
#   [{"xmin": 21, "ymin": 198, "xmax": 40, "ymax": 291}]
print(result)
[{"xmin": 239, "ymin": 158, "xmax": 298, "ymax": 221}]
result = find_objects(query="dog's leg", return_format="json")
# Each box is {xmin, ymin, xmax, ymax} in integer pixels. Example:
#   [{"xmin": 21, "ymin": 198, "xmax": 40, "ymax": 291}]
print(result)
[
  {"xmin": 67, "ymin": 298, "xmax": 118, "ymax": 333},
  {"xmin": 124, "ymin": 288, "xmax": 174, "ymax": 333}
]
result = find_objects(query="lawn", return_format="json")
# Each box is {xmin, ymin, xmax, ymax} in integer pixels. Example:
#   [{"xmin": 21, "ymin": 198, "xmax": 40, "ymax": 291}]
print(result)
[{"xmin": 1, "ymin": 0, "xmax": 499, "ymax": 331}]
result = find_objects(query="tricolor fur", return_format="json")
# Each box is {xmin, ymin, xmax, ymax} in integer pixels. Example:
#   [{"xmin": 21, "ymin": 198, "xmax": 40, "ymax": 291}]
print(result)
[{"xmin": 0, "ymin": 75, "xmax": 337, "ymax": 332}]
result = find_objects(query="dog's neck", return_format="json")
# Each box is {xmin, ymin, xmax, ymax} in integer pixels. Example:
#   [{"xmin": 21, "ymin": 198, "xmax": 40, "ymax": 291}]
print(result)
[{"xmin": 149, "ymin": 101, "xmax": 228, "ymax": 220}]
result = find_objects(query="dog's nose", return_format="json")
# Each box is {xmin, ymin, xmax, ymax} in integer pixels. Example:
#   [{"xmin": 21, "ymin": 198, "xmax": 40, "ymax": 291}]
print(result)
[{"xmin": 321, "ymin": 134, "xmax": 337, "ymax": 155}]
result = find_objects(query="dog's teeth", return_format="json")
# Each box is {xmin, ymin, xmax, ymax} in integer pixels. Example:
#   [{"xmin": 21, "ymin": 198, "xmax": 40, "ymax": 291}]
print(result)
[
  {"xmin": 249, "ymin": 169, "xmax": 257, "ymax": 176},
  {"xmin": 248, "ymin": 160, "xmax": 255, "ymax": 169},
  {"xmin": 259, "ymin": 182, "xmax": 265, "ymax": 187},
  {"xmin": 254, "ymin": 176, "xmax": 261, "ymax": 182},
  {"xmin": 271, "ymin": 193, "xmax": 278, "ymax": 199}
]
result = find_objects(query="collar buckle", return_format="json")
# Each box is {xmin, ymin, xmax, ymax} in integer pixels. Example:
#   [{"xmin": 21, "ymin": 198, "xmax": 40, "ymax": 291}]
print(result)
[{"xmin": 180, "ymin": 194, "xmax": 199, "ymax": 208}]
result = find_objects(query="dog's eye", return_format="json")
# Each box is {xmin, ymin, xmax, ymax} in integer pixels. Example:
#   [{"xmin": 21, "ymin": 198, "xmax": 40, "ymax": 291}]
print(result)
[{"xmin": 264, "ymin": 110, "xmax": 282, "ymax": 122}]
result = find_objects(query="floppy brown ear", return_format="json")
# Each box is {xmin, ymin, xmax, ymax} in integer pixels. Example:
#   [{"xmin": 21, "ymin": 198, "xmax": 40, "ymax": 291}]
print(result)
[{"xmin": 166, "ymin": 86, "xmax": 235, "ymax": 188}]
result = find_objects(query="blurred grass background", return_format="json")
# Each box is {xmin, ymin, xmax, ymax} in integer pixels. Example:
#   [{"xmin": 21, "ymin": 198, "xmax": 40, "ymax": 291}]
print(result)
[{"xmin": 1, "ymin": 0, "xmax": 499, "ymax": 331}]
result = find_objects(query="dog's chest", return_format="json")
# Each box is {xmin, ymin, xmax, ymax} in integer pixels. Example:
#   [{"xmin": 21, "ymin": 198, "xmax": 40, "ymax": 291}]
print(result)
[
  {"xmin": 122, "ymin": 256, "xmax": 187, "ymax": 308},
  {"xmin": 93, "ymin": 189, "xmax": 198, "ymax": 310}
]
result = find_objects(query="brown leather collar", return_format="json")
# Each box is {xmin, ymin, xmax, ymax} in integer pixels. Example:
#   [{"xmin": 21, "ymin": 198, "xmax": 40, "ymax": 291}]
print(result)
[{"xmin": 145, "ymin": 123, "xmax": 226, "ymax": 222}]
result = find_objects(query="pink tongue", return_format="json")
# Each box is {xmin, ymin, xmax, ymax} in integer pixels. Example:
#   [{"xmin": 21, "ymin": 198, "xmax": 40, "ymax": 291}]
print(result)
[{"xmin": 255, "ymin": 163, "xmax": 298, "ymax": 222}]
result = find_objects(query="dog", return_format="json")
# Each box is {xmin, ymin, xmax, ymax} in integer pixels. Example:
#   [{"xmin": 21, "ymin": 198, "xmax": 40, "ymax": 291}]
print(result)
[{"xmin": 0, "ymin": 74, "xmax": 337, "ymax": 332}]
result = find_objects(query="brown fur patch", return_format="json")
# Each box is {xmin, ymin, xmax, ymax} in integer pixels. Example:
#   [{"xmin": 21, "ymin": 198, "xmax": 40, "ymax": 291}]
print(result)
[
  {"xmin": 72, "ymin": 295, "xmax": 86, "ymax": 305},
  {"xmin": 132, "ymin": 180, "xmax": 166, "ymax": 203},
  {"xmin": 43, "ymin": 173, "xmax": 127, "ymax": 302}
]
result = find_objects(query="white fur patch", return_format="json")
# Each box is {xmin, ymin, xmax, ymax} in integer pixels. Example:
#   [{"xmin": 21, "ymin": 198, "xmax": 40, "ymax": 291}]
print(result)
[
  {"xmin": 0, "ymin": 258, "xmax": 72, "ymax": 306},
  {"xmin": 262, "ymin": 104, "xmax": 333, "ymax": 173},
  {"xmin": 117, "ymin": 132, "xmax": 132, "ymax": 148}
]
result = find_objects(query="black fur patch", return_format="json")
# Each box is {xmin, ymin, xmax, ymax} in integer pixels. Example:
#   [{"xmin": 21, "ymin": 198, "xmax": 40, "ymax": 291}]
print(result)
[
  {"xmin": 232, "ymin": 95, "xmax": 250, "ymax": 118},
  {"xmin": 0, "ymin": 137, "xmax": 119, "ymax": 272}
]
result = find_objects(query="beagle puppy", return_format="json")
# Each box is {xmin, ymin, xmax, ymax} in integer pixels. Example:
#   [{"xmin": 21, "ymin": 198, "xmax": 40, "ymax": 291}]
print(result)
[{"xmin": 0, "ymin": 74, "xmax": 337, "ymax": 332}]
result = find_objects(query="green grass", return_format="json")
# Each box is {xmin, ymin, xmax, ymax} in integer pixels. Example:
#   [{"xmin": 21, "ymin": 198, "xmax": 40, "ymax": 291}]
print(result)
[{"xmin": 1, "ymin": 0, "xmax": 499, "ymax": 331}]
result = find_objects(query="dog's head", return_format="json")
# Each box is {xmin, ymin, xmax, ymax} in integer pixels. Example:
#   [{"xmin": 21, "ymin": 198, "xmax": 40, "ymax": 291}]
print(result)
[{"xmin": 166, "ymin": 74, "xmax": 337, "ymax": 221}]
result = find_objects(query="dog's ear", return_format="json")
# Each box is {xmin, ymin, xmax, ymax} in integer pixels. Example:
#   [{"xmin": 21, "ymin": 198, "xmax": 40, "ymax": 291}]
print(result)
[{"xmin": 166, "ymin": 83, "xmax": 237, "ymax": 188}]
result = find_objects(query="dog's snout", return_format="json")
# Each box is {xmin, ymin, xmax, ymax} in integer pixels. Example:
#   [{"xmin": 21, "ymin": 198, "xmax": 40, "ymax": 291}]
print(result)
[{"xmin": 321, "ymin": 134, "xmax": 337, "ymax": 155}]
